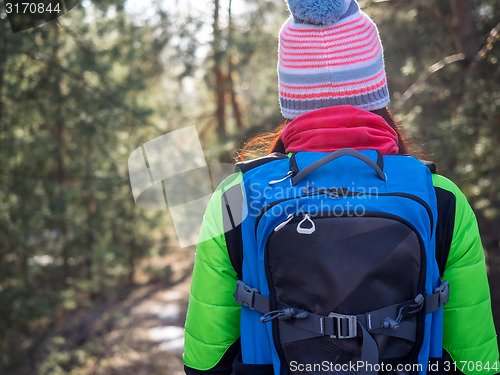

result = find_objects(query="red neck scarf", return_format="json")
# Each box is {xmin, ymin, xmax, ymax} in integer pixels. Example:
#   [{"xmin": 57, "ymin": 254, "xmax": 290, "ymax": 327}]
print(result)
[{"xmin": 281, "ymin": 106, "xmax": 399, "ymax": 155}]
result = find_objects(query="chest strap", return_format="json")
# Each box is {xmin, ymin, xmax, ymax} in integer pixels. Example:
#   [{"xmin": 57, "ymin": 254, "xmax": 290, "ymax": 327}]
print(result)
[
  {"xmin": 234, "ymin": 280, "xmax": 449, "ymax": 375},
  {"xmin": 234, "ymin": 280, "xmax": 449, "ymax": 322}
]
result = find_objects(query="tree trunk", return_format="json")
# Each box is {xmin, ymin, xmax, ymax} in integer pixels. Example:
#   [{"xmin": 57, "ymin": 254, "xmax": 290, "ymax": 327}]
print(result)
[
  {"xmin": 0, "ymin": 52, "xmax": 5, "ymax": 135},
  {"xmin": 0, "ymin": 29, "xmax": 6, "ymax": 144},
  {"xmin": 52, "ymin": 24, "xmax": 69, "ymax": 283},
  {"xmin": 228, "ymin": 73, "xmax": 243, "ymax": 129},
  {"xmin": 213, "ymin": 0, "xmax": 226, "ymax": 135},
  {"xmin": 227, "ymin": 0, "xmax": 243, "ymax": 129},
  {"xmin": 83, "ymin": 149, "xmax": 95, "ymax": 298},
  {"xmin": 450, "ymin": 0, "xmax": 480, "ymax": 68},
  {"xmin": 127, "ymin": 237, "xmax": 136, "ymax": 286}
]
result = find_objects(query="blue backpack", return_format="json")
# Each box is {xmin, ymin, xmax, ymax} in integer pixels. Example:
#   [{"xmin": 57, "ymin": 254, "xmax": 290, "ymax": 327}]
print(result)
[{"xmin": 232, "ymin": 149, "xmax": 449, "ymax": 375}]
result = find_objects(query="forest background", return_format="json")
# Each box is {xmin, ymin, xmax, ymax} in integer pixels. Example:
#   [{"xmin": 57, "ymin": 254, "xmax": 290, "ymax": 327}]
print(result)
[{"xmin": 1, "ymin": 0, "xmax": 500, "ymax": 374}]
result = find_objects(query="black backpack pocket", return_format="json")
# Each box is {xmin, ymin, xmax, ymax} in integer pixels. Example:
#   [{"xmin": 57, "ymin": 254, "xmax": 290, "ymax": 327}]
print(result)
[{"xmin": 265, "ymin": 213, "xmax": 426, "ymax": 375}]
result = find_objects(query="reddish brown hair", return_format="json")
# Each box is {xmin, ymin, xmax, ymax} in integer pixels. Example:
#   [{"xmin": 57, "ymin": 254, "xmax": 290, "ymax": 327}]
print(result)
[{"xmin": 236, "ymin": 108, "xmax": 412, "ymax": 162}]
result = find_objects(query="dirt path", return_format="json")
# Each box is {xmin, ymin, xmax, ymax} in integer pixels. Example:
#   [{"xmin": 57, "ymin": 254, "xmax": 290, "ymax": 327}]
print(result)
[
  {"xmin": 128, "ymin": 252, "xmax": 193, "ymax": 375},
  {"xmin": 62, "ymin": 251, "xmax": 194, "ymax": 375},
  {"xmin": 38, "ymin": 244, "xmax": 500, "ymax": 374}
]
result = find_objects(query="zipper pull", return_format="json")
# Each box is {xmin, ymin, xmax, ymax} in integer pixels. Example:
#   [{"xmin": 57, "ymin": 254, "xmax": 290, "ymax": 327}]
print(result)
[
  {"xmin": 274, "ymin": 214, "xmax": 295, "ymax": 232},
  {"xmin": 297, "ymin": 213, "xmax": 316, "ymax": 235},
  {"xmin": 269, "ymin": 171, "xmax": 293, "ymax": 185}
]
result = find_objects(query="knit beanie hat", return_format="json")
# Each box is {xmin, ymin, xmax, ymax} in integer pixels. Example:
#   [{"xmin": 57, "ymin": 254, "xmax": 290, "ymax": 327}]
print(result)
[{"xmin": 278, "ymin": 0, "xmax": 390, "ymax": 119}]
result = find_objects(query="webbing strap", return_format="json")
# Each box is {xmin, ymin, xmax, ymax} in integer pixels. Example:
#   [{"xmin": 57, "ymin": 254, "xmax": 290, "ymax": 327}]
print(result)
[
  {"xmin": 425, "ymin": 280, "xmax": 449, "ymax": 313},
  {"xmin": 234, "ymin": 280, "xmax": 447, "ymax": 373},
  {"xmin": 277, "ymin": 304, "xmax": 418, "ymax": 344},
  {"xmin": 233, "ymin": 280, "xmax": 270, "ymax": 312},
  {"xmin": 359, "ymin": 322, "xmax": 379, "ymax": 375},
  {"xmin": 234, "ymin": 280, "xmax": 449, "ymax": 318},
  {"xmin": 278, "ymin": 315, "xmax": 381, "ymax": 375},
  {"xmin": 233, "ymin": 281, "xmax": 421, "ymax": 343}
]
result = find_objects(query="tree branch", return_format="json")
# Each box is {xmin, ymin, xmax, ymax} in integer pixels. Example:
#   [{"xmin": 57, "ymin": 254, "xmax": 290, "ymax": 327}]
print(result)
[
  {"xmin": 31, "ymin": 54, "xmax": 165, "ymax": 134},
  {"xmin": 393, "ymin": 21, "xmax": 500, "ymax": 110},
  {"xmin": 466, "ymin": 21, "xmax": 500, "ymax": 72},
  {"xmin": 393, "ymin": 53, "xmax": 465, "ymax": 110}
]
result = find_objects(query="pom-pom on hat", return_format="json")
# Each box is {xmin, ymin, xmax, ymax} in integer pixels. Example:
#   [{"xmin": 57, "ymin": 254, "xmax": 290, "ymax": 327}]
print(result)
[
  {"xmin": 286, "ymin": 0, "xmax": 351, "ymax": 26},
  {"xmin": 278, "ymin": 0, "xmax": 390, "ymax": 119}
]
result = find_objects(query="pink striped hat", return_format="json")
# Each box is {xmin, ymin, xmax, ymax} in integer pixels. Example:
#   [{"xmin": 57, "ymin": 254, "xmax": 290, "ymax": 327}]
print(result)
[{"xmin": 278, "ymin": 0, "xmax": 390, "ymax": 119}]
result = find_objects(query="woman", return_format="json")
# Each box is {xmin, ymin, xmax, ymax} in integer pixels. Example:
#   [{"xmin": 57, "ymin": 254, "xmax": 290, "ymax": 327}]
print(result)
[{"xmin": 183, "ymin": 0, "xmax": 499, "ymax": 374}]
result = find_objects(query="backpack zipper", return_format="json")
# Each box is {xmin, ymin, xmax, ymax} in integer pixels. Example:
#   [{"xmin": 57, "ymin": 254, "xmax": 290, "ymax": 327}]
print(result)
[
  {"xmin": 255, "ymin": 188, "xmax": 434, "ymax": 236},
  {"xmin": 269, "ymin": 171, "xmax": 294, "ymax": 185},
  {"xmin": 254, "ymin": 189, "xmax": 340, "ymax": 235},
  {"xmin": 268, "ymin": 155, "xmax": 300, "ymax": 185},
  {"xmin": 296, "ymin": 213, "xmax": 315, "ymax": 234},
  {"xmin": 274, "ymin": 214, "xmax": 296, "ymax": 232},
  {"xmin": 274, "ymin": 213, "xmax": 317, "ymax": 234}
]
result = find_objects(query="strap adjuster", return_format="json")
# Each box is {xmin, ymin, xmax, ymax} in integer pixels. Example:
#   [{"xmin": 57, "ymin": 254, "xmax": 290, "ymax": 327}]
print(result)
[
  {"xmin": 434, "ymin": 280, "xmax": 450, "ymax": 308},
  {"xmin": 327, "ymin": 312, "xmax": 358, "ymax": 339},
  {"xmin": 234, "ymin": 280, "xmax": 259, "ymax": 310},
  {"xmin": 424, "ymin": 280, "xmax": 450, "ymax": 313}
]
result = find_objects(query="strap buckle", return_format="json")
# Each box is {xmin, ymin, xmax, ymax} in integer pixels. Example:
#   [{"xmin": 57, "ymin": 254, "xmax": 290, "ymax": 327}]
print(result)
[
  {"xmin": 424, "ymin": 281, "xmax": 450, "ymax": 313},
  {"xmin": 434, "ymin": 280, "xmax": 450, "ymax": 308},
  {"xmin": 327, "ymin": 312, "xmax": 358, "ymax": 339},
  {"xmin": 233, "ymin": 280, "xmax": 259, "ymax": 310}
]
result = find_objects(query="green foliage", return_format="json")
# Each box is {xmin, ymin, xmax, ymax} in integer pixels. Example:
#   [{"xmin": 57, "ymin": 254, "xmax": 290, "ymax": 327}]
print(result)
[
  {"xmin": 1, "ymin": 0, "xmax": 500, "ymax": 373},
  {"xmin": 0, "ymin": 2, "xmax": 172, "ymax": 373},
  {"xmin": 362, "ymin": 0, "xmax": 500, "ymax": 234}
]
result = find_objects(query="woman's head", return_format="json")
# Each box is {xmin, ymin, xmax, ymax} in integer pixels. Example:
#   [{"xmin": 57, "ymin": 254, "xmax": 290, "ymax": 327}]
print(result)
[
  {"xmin": 278, "ymin": 0, "xmax": 389, "ymax": 119},
  {"xmin": 236, "ymin": 0, "xmax": 412, "ymax": 161}
]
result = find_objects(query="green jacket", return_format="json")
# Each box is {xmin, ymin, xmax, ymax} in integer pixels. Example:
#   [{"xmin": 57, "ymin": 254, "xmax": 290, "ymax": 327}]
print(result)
[{"xmin": 183, "ymin": 170, "xmax": 499, "ymax": 374}]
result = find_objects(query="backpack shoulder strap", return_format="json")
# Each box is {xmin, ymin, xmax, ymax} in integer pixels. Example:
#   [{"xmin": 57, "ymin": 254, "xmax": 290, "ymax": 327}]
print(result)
[
  {"xmin": 226, "ymin": 153, "xmax": 287, "ymax": 278},
  {"xmin": 434, "ymin": 186, "xmax": 455, "ymax": 277},
  {"xmin": 225, "ymin": 153, "xmax": 288, "ymax": 279},
  {"xmin": 421, "ymin": 160, "xmax": 437, "ymax": 174},
  {"xmin": 235, "ymin": 152, "xmax": 288, "ymax": 174},
  {"xmin": 222, "ymin": 183, "xmax": 244, "ymax": 280},
  {"xmin": 418, "ymin": 158, "xmax": 451, "ymax": 275}
]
